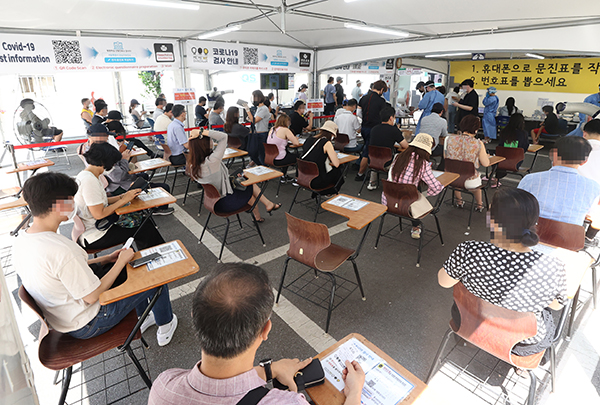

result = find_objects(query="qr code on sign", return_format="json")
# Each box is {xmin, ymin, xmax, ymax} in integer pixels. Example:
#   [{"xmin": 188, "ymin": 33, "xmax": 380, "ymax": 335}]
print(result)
[
  {"xmin": 52, "ymin": 40, "xmax": 83, "ymax": 64},
  {"xmin": 243, "ymin": 47, "xmax": 258, "ymax": 65}
]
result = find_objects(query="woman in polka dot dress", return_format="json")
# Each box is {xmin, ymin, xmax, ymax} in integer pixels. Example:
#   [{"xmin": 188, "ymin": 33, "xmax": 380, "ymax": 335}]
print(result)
[{"xmin": 437, "ymin": 187, "xmax": 568, "ymax": 356}]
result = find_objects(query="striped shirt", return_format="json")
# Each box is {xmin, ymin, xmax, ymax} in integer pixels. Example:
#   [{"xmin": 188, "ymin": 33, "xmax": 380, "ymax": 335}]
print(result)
[
  {"xmin": 518, "ymin": 166, "xmax": 600, "ymax": 225},
  {"xmin": 382, "ymin": 152, "xmax": 443, "ymax": 205}
]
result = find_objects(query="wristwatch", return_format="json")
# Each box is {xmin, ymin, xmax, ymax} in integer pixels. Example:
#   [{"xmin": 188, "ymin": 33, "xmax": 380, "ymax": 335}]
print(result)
[{"xmin": 259, "ymin": 358, "xmax": 273, "ymax": 383}]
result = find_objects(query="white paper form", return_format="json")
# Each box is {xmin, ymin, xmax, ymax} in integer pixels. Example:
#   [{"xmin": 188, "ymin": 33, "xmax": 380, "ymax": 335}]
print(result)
[
  {"xmin": 140, "ymin": 241, "xmax": 187, "ymax": 271},
  {"xmin": 337, "ymin": 152, "xmax": 349, "ymax": 159},
  {"xmin": 138, "ymin": 188, "xmax": 168, "ymax": 201},
  {"xmin": 137, "ymin": 158, "xmax": 165, "ymax": 168},
  {"xmin": 432, "ymin": 170, "xmax": 444, "ymax": 178},
  {"xmin": 24, "ymin": 159, "xmax": 48, "ymax": 166},
  {"xmin": 327, "ymin": 196, "xmax": 369, "ymax": 211},
  {"xmin": 225, "ymin": 148, "xmax": 238, "ymax": 155},
  {"xmin": 244, "ymin": 166, "xmax": 274, "ymax": 176}
]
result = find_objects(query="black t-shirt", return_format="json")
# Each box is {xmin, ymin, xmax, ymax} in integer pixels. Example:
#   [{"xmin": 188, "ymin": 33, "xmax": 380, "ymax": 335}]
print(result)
[
  {"xmin": 92, "ymin": 114, "xmax": 106, "ymax": 125},
  {"xmin": 106, "ymin": 121, "xmax": 127, "ymax": 136},
  {"xmin": 195, "ymin": 105, "xmax": 208, "ymax": 126},
  {"xmin": 543, "ymin": 112, "xmax": 559, "ymax": 134},
  {"xmin": 359, "ymin": 91, "xmax": 389, "ymax": 128},
  {"xmin": 457, "ymin": 90, "xmax": 479, "ymax": 124},
  {"xmin": 290, "ymin": 111, "xmax": 308, "ymax": 135},
  {"xmin": 370, "ymin": 123, "xmax": 404, "ymax": 153},
  {"xmin": 335, "ymin": 83, "xmax": 344, "ymax": 105}
]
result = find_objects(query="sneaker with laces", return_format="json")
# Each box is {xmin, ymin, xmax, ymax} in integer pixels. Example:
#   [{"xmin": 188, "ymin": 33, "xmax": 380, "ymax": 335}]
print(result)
[
  {"xmin": 354, "ymin": 173, "xmax": 365, "ymax": 182},
  {"xmin": 140, "ymin": 312, "xmax": 156, "ymax": 334},
  {"xmin": 152, "ymin": 207, "xmax": 175, "ymax": 216},
  {"xmin": 411, "ymin": 228, "xmax": 422, "ymax": 239},
  {"xmin": 157, "ymin": 314, "xmax": 178, "ymax": 346},
  {"xmin": 366, "ymin": 183, "xmax": 377, "ymax": 191}
]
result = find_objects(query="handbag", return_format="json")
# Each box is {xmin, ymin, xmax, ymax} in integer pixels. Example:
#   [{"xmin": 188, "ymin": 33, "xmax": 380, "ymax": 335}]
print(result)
[
  {"xmin": 95, "ymin": 211, "xmax": 144, "ymax": 231},
  {"xmin": 229, "ymin": 168, "xmax": 248, "ymax": 191},
  {"xmin": 409, "ymin": 193, "xmax": 433, "ymax": 218},
  {"xmin": 273, "ymin": 358, "xmax": 325, "ymax": 391}
]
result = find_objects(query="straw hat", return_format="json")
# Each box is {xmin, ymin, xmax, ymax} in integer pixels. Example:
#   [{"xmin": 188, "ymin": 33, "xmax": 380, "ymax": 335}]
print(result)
[
  {"xmin": 409, "ymin": 133, "xmax": 434, "ymax": 154},
  {"xmin": 320, "ymin": 120, "xmax": 338, "ymax": 136}
]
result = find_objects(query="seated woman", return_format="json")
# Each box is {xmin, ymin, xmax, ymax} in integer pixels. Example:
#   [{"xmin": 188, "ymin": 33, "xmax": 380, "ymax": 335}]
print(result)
[
  {"xmin": 187, "ymin": 129, "xmax": 281, "ymax": 222},
  {"xmin": 496, "ymin": 113, "xmax": 530, "ymax": 180},
  {"xmin": 129, "ymin": 99, "xmax": 150, "ymax": 129},
  {"xmin": 105, "ymin": 110, "xmax": 161, "ymax": 158},
  {"xmin": 383, "ymin": 133, "xmax": 443, "ymax": 240},
  {"xmin": 444, "ymin": 115, "xmax": 490, "ymax": 212},
  {"xmin": 223, "ymin": 106, "xmax": 250, "ymax": 150},
  {"xmin": 438, "ymin": 188, "xmax": 567, "ymax": 356},
  {"xmin": 267, "ymin": 113, "xmax": 300, "ymax": 178},
  {"xmin": 74, "ymin": 142, "xmax": 166, "ymax": 251},
  {"xmin": 301, "ymin": 121, "xmax": 343, "ymax": 195}
]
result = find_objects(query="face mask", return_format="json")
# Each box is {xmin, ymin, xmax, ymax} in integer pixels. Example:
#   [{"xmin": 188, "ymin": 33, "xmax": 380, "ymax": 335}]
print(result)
[{"xmin": 253, "ymin": 101, "xmax": 260, "ymax": 107}]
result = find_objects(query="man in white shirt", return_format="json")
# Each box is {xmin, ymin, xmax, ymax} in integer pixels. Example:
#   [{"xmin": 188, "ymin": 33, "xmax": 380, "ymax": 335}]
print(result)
[
  {"xmin": 153, "ymin": 97, "xmax": 167, "ymax": 120},
  {"xmin": 578, "ymin": 119, "xmax": 600, "ymax": 240},
  {"xmin": 351, "ymin": 80, "xmax": 363, "ymax": 100},
  {"xmin": 13, "ymin": 172, "xmax": 178, "ymax": 344},
  {"xmin": 154, "ymin": 103, "xmax": 174, "ymax": 147},
  {"xmin": 334, "ymin": 99, "xmax": 362, "ymax": 153}
]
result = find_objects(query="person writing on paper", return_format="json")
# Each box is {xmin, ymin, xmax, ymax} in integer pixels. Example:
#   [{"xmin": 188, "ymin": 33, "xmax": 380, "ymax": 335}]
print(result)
[
  {"xmin": 187, "ymin": 129, "xmax": 281, "ymax": 222},
  {"xmin": 267, "ymin": 113, "xmax": 300, "ymax": 178},
  {"xmin": 149, "ymin": 262, "xmax": 365, "ymax": 404},
  {"xmin": 383, "ymin": 133, "xmax": 443, "ymax": 240},
  {"xmin": 301, "ymin": 121, "xmax": 343, "ymax": 196},
  {"xmin": 13, "ymin": 172, "xmax": 177, "ymax": 345},
  {"xmin": 74, "ymin": 142, "xmax": 166, "ymax": 251},
  {"xmin": 289, "ymin": 100, "xmax": 314, "ymax": 136},
  {"xmin": 438, "ymin": 188, "xmax": 567, "ymax": 356},
  {"xmin": 224, "ymin": 106, "xmax": 250, "ymax": 150}
]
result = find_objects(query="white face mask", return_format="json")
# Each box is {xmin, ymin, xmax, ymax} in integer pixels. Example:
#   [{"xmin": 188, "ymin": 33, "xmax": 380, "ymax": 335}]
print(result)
[{"xmin": 59, "ymin": 200, "xmax": 76, "ymax": 220}]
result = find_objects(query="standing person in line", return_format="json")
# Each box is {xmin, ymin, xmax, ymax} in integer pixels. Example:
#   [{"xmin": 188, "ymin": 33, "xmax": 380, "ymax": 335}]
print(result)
[
  {"xmin": 452, "ymin": 79, "xmax": 480, "ymax": 125},
  {"xmin": 334, "ymin": 99, "xmax": 362, "ymax": 153},
  {"xmin": 153, "ymin": 97, "xmax": 167, "ymax": 120},
  {"xmin": 566, "ymin": 84, "xmax": 600, "ymax": 137},
  {"xmin": 166, "ymin": 104, "xmax": 188, "ymax": 166},
  {"xmin": 418, "ymin": 103, "xmax": 448, "ymax": 164},
  {"xmin": 351, "ymin": 80, "xmax": 363, "ymax": 100},
  {"xmin": 323, "ymin": 77, "xmax": 336, "ymax": 116},
  {"xmin": 129, "ymin": 99, "xmax": 150, "ymax": 129},
  {"xmin": 482, "ymin": 87, "xmax": 499, "ymax": 143},
  {"xmin": 415, "ymin": 81, "xmax": 445, "ymax": 134},
  {"xmin": 294, "ymin": 84, "xmax": 308, "ymax": 103},
  {"xmin": 223, "ymin": 106, "xmax": 250, "ymax": 150},
  {"xmin": 195, "ymin": 96, "xmax": 210, "ymax": 127},
  {"xmin": 497, "ymin": 97, "xmax": 522, "ymax": 117},
  {"xmin": 247, "ymin": 90, "xmax": 272, "ymax": 166},
  {"xmin": 81, "ymin": 98, "xmax": 94, "ymax": 129},
  {"xmin": 355, "ymin": 80, "xmax": 389, "ymax": 182},
  {"xmin": 208, "ymin": 100, "xmax": 225, "ymax": 130},
  {"xmin": 335, "ymin": 77, "xmax": 345, "ymax": 109},
  {"xmin": 445, "ymin": 86, "xmax": 460, "ymax": 133}
]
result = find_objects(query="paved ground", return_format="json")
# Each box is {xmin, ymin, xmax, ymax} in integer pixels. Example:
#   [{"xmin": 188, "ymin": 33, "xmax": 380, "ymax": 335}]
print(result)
[{"xmin": 1, "ymin": 139, "xmax": 598, "ymax": 405}]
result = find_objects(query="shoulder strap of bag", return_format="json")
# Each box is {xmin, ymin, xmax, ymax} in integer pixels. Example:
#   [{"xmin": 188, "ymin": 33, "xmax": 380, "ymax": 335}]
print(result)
[
  {"xmin": 301, "ymin": 137, "xmax": 324, "ymax": 160},
  {"xmin": 236, "ymin": 386, "xmax": 270, "ymax": 405}
]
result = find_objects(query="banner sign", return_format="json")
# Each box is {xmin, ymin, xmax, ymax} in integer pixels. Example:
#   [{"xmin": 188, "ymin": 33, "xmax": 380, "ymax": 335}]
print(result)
[
  {"xmin": 306, "ymin": 99, "xmax": 324, "ymax": 113},
  {"xmin": 0, "ymin": 33, "xmax": 178, "ymax": 74},
  {"xmin": 173, "ymin": 88, "xmax": 196, "ymax": 105},
  {"xmin": 450, "ymin": 57, "xmax": 600, "ymax": 94},
  {"xmin": 328, "ymin": 59, "xmax": 395, "ymax": 74},
  {"xmin": 187, "ymin": 40, "xmax": 313, "ymax": 73}
]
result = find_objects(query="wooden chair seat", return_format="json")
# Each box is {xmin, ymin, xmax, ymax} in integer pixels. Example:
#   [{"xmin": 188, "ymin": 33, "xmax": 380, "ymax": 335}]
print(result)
[
  {"xmin": 289, "ymin": 159, "xmax": 336, "ymax": 222},
  {"xmin": 315, "ymin": 244, "xmax": 355, "ymax": 272},
  {"xmin": 227, "ymin": 135, "xmax": 243, "ymax": 149},
  {"xmin": 334, "ymin": 133, "xmax": 350, "ymax": 151},
  {"xmin": 495, "ymin": 146, "xmax": 527, "ymax": 177},
  {"xmin": 358, "ymin": 145, "xmax": 393, "ymax": 195}
]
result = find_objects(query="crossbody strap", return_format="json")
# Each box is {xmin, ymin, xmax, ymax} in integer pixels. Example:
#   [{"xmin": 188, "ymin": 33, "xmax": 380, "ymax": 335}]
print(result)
[
  {"xmin": 301, "ymin": 137, "xmax": 324, "ymax": 160},
  {"xmin": 236, "ymin": 386, "xmax": 270, "ymax": 405}
]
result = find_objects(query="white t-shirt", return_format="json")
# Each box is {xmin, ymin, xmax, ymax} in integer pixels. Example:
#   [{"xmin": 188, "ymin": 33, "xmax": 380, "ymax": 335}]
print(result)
[
  {"xmin": 446, "ymin": 91, "xmax": 459, "ymax": 104},
  {"xmin": 75, "ymin": 170, "xmax": 109, "ymax": 244},
  {"xmin": 334, "ymin": 109, "xmax": 361, "ymax": 147},
  {"xmin": 12, "ymin": 231, "xmax": 101, "ymax": 333},
  {"xmin": 154, "ymin": 113, "xmax": 172, "ymax": 132},
  {"xmin": 579, "ymin": 138, "xmax": 600, "ymax": 222},
  {"xmin": 254, "ymin": 105, "xmax": 271, "ymax": 133}
]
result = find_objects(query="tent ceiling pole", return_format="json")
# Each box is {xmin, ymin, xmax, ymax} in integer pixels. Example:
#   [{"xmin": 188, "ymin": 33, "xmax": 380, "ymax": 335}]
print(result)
[
  {"xmin": 287, "ymin": 0, "xmax": 329, "ymax": 10},
  {"xmin": 182, "ymin": 0, "xmax": 278, "ymax": 11},
  {"xmin": 185, "ymin": 11, "xmax": 278, "ymax": 39}
]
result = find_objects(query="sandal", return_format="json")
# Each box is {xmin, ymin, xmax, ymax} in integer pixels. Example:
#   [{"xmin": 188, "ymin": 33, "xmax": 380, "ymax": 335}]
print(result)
[
  {"xmin": 255, "ymin": 217, "xmax": 266, "ymax": 223},
  {"xmin": 454, "ymin": 200, "xmax": 465, "ymax": 208},
  {"xmin": 475, "ymin": 204, "xmax": 485, "ymax": 212},
  {"xmin": 267, "ymin": 203, "xmax": 282, "ymax": 216}
]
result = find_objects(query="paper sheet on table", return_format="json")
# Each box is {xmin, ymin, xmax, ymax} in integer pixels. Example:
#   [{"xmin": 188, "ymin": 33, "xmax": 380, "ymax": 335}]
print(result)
[
  {"xmin": 298, "ymin": 138, "xmax": 306, "ymax": 144},
  {"xmin": 225, "ymin": 148, "xmax": 238, "ymax": 155},
  {"xmin": 140, "ymin": 241, "xmax": 187, "ymax": 271},
  {"xmin": 336, "ymin": 152, "xmax": 349, "ymax": 159},
  {"xmin": 137, "ymin": 158, "xmax": 165, "ymax": 168},
  {"xmin": 24, "ymin": 159, "xmax": 48, "ymax": 166},
  {"xmin": 244, "ymin": 166, "xmax": 274, "ymax": 176},
  {"xmin": 138, "ymin": 188, "xmax": 168, "ymax": 201},
  {"xmin": 432, "ymin": 170, "xmax": 444, "ymax": 178},
  {"xmin": 327, "ymin": 196, "xmax": 369, "ymax": 211}
]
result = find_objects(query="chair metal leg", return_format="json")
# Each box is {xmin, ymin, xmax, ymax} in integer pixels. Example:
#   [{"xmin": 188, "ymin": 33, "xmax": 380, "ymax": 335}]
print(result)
[
  {"xmin": 374, "ymin": 214, "xmax": 386, "ymax": 249},
  {"xmin": 593, "ymin": 266, "xmax": 597, "ymax": 310},
  {"xmin": 350, "ymin": 258, "xmax": 366, "ymax": 300},
  {"xmin": 526, "ymin": 370, "xmax": 537, "ymax": 405},
  {"xmin": 358, "ymin": 169, "xmax": 370, "ymax": 196},
  {"xmin": 163, "ymin": 166, "xmax": 170, "ymax": 183},
  {"xmin": 276, "ymin": 174, "xmax": 282, "ymax": 197},
  {"xmin": 566, "ymin": 287, "xmax": 581, "ymax": 340},
  {"xmin": 125, "ymin": 345, "xmax": 152, "ymax": 389},
  {"xmin": 58, "ymin": 366, "xmax": 72, "ymax": 405},
  {"xmin": 182, "ymin": 178, "xmax": 191, "ymax": 205},
  {"xmin": 426, "ymin": 328, "xmax": 454, "ymax": 383},
  {"xmin": 325, "ymin": 272, "xmax": 337, "ymax": 334},
  {"xmin": 140, "ymin": 336, "xmax": 149, "ymax": 349},
  {"xmin": 171, "ymin": 168, "xmax": 178, "ymax": 191},
  {"xmin": 550, "ymin": 345, "xmax": 556, "ymax": 393},
  {"xmin": 398, "ymin": 217, "xmax": 403, "ymax": 231},
  {"xmin": 250, "ymin": 211, "xmax": 266, "ymax": 246},
  {"xmin": 416, "ymin": 221, "xmax": 424, "ymax": 268},
  {"xmin": 236, "ymin": 213, "xmax": 243, "ymax": 229},
  {"xmin": 313, "ymin": 194, "xmax": 321, "ymax": 222},
  {"xmin": 467, "ymin": 192, "xmax": 475, "ymax": 230},
  {"xmin": 199, "ymin": 212, "xmax": 212, "ymax": 243},
  {"xmin": 198, "ymin": 190, "xmax": 204, "ymax": 217},
  {"xmin": 289, "ymin": 187, "xmax": 301, "ymax": 214},
  {"xmin": 433, "ymin": 213, "xmax": 444, "ymax": 245},
  {"xmin": 218, "ymin": 218, "xmax": 231, "ymax": 261},
  {"xmin": 483, "ymin": 188, "xmax": 489, "ymax": 210},
  {"xmin": 276, "ymin": 257, "xmax": 291, "ymax": 303}
]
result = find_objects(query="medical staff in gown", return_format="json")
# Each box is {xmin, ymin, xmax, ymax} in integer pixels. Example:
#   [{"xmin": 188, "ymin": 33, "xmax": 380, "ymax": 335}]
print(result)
[{"xmin": 482, "ymin": 87, "xmax": 499, "ymax": 142}]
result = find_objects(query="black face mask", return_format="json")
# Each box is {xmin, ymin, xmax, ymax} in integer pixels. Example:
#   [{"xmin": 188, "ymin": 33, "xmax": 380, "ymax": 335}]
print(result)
[{"xmin": 252, "ymin": 101, "xmax": 260, "ymax": 107}]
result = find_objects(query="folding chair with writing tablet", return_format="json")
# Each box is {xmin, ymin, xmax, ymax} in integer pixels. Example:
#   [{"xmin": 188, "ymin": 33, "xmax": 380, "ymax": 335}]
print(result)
[
  {"xmin": 288, "ymin": 159, "xmax": 337, "ymax": 223},
  {"xmin": 263, "ymin": 142, "xmax": 296, "ymax": 197},
  {"xmin": 495, "ymin": 145, "xmax": 528, "ymax": 178}
]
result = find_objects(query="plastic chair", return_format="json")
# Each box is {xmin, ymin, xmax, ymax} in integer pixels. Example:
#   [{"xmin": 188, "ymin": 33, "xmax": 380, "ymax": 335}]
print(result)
[
  {"xmin": 427, "ymin": 282, "xmax": 571, "ymax": 404},
  {"xmin": 288, "ymin": 159, "xmax": 336, "ymax": 222},
  {"xmin": 495, "ymin": 146, "xmax": 528, "ymax": 177},
  {"xmin": 71, "ymin": 214, "xmax": 121, "ymax": 257},
  {"xmin": 264, "ymin": 143, "xmax": 296, "ymax": 197},
  {"xmin": 375, "ymin": 180, "xmax": 443, "ymax": 267},
  {"xmin": 19, "ymin": 286, "xmax": 151, "ymax": 405},
  {"xmin": 199, "ymin": 183, "xmax": 265, "ymax": 262},
  {"xmin": 358, "ymin": 145, "xmax": 393, "ymax": 196},
  {"xmin": 276, "ymin": 213, "xmax": 365, "ymax": 333},
  {"xmin": 334, "ymin": 133, "xmax": 350, "ymax": 151},
  {"xmin": 146, "ymin": 117, "xmax": 155, "ymax": 131},
  {"xmin": 163, "ymin": 159, "xmax": 186, "ymax": 191},
  {"xmin": 438, "ymin": 158, "xmax": 489, "ymax": 229}
]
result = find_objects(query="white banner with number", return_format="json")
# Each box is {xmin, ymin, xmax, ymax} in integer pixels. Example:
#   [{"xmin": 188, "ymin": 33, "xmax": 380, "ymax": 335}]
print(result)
[{"xmin": 0, "ymin": 33, "xmax": 179, "ymax": 75}]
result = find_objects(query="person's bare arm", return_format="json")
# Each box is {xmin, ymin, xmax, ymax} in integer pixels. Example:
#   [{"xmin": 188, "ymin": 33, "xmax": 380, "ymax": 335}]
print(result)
[
  {"xmin": 88, "ymin": 189, "xmax": 141, "ymax": 220},
  {"xmin": 285, "ymin": 128, "xmax": 300, "ymax": 146},
  {"xmin": 81, "ymin": 111, "xmax": 92, "ymax": 124},
  {"xmin": 82, "ymin": 249, "xmax": 135, "ymax": 304},
  {"xmin": 478, "ymin": 141, "xmax": 491, "ymax": 167},
  {"xmin": 325, "ymin": 141, "xmax": 340, "ymax": 167},
  {"xmin": 548, "ymin": 299, "xmax": 563, "ymax": 311},
  {"xmin": 306, "ymin": 112, "xmax": 314, "ymax": 130},
  {"xmin": 438, "ymin": 268, "xmax": 460, "ymax": 288}
]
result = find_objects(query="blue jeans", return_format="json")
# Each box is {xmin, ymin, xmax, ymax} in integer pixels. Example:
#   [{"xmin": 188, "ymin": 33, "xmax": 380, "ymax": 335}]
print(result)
[
  {"xmin": 344, "ymin": 144, "xmax": 363, "ymax": 154},
  {"xmin": 359, "ymin": 127, "xmax": 373, "ymax": 159},
  {"xmin": 248, "ymin": 132, "xmax": 268, "ymax": 166},
  {"xmin": 69, "ymin": 286, "xmax": 173, "ymax": 339}
]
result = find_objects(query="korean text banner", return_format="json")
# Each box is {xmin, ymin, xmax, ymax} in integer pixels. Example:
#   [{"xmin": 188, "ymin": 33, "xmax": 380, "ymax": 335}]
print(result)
[
  {"xmin": 187, "ymin": 40, "xmax": 313, "ymax": 73},
  {"xmin": 450, "ymin": 57, "xmax": 600, "ymax": 94},
  {"xmin": 327, "ymin": 59, "xmax": 395, "ymax": 75},
  {"xmin": 0, "ymin": 33, "xmax": 178, "ymax": 74}
]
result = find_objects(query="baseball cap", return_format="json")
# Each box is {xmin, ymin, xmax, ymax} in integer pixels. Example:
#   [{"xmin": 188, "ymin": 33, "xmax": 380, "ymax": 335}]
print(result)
[
  {"xmin": 431, "ymin": 103, "xmax": 445, "ymax": 114},
  {"xmin": 130, "ymin": 99, "xmax": 140, "ymax": 106},
  {"xmin": 336, "ymin": 76, "xmax": 343, "ymax": 82},
  {"xmin": 107, "ymin": 110, "xmax": 124, "ymax": 120},
  {"xmin": 320, "ymin": 120, "xmax": 338, "ymax": 136},
  {"xmin": 409, "ymin": 133, "xmax": 434, "ymax": 154}
]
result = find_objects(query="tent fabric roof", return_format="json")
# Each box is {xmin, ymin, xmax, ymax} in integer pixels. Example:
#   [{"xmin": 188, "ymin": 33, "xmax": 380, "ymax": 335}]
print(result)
[{"xmin": 2, "ymin": 0, "xmax": 599, "ymax": 49}]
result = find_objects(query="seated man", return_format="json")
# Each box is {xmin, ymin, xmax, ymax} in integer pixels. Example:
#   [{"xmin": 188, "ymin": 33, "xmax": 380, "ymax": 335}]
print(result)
[
  {"xmin": 92, "ymin": 100, "xmax": 108, "ymax": 125},
  {"xmin": 418, "ymin": 102, "xmax": 447, "ymax": 158},
  {"xmin": 209, "ymin": 100, "xmax": 225, "ymax": 130},
  {"xmin": 334, "ymin": 99, "xmax": 362, "ymax": 153},
  {"xmin": 518, "ymin": 136, "xmax": 600, "ymax": 226},
  {"xmin": 149, "ymin": 263, "xmax": 365, "ymax": 405},
  {"xmin": 289, "ymin": 100, "xmax": 314, "ymax": 136},
  {"xmin": 166, "ymin": 104, "xmax": 188, "ymax": 166},
  {"xmin": 13, "ymin": 172, "xmax": 178, "ymax": 344},
  {"xmin": 531, "ymin": 105, "xmax": 560, "ymax": 144},
  {"xmin": 105, "ymin": 110, "xmax": 160, "ymax": 158},
  {"xmin": 365, "ymin": 106, "xmax": 409, "ymax": 190},
  {"xmin": 578, "ymin": 119, "xmax": 600, "ymax": 239}
]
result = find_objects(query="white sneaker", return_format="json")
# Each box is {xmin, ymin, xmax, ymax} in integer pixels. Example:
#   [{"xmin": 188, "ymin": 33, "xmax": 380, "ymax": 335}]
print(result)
[
  {"xmin": 366, "ymin": 183, "xmax": 377, "ymax": 191},
  {"xmin": 411, "ymin": 228, "xmax": 422, "ymax": 239},
  {"xmin": 157, "ymin": 314, "xmax": 178, "ymax": 346},
  {"xmin": 140, "ymin": 312, "xmax": 156, "ymax": 334}
]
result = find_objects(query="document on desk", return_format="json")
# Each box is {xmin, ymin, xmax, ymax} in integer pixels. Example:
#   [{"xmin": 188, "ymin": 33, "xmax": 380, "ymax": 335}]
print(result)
[
  {"xmin": 138, "ymin": 188, "xmax": 168, "ymax": 201},
  {"xmin": 298, "ymin": 138, "xmax": 306, "ymax": 144},
  {"xmin": 140, "ymin": 241, "xmax": 187, "ymax": 271},
  {"xmin": 327, "ymin": 195, "xmax": 369, "ymax": 211},
  {"xmin": 432, "ymin": 170, "xmax": 444, "ymax": 178},
  {"xmin": 24, "ymin": 159, "xmax": 48, "ymax": 166},
  {"xmin": 336, "ymin": 152, "xmax": 349, "ymax": 159},
  {"xmin": 322, "ymin": 338, "xmax": 414, "ymax": 405},
  {"xmin": 137, "ymin": 158, "xmax": 164, "ymax": 168},
  {"xmin": 225, "ymin": 148, "xmax": 238, "ymax": 155},
  {"xmin": 244, "ymin": 166, "xmax": 274, "ymax": 176}
]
